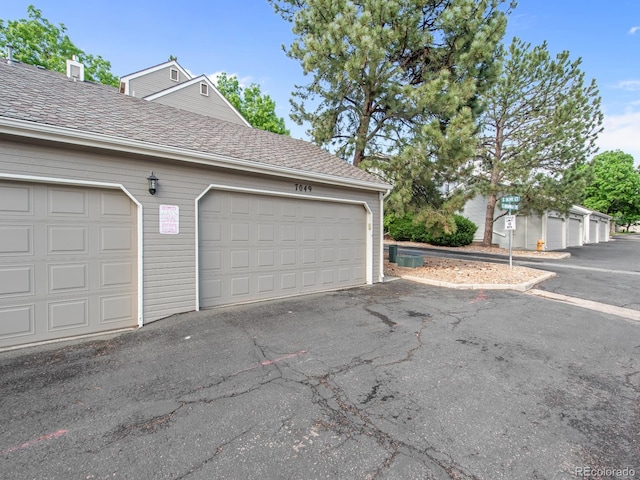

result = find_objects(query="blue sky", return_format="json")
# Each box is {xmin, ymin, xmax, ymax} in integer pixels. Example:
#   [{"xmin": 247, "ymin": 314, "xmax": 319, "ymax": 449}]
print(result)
[{"xmin": 3, "ymin": 1, "xmax": 640, "ymax": 163}]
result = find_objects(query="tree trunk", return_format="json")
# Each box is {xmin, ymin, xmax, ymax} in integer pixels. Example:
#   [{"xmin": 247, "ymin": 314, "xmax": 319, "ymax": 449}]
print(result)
[
  {"xmin": 481, "ymin": 120, "xmax": 504, "ymax": 246},
  {"xmin": 353, "ymin": 93, "xmax": 373, "ymax": 168},
  {"xmin": 483, "ymin": 192, "xmax": 497, "ymax": 246}
]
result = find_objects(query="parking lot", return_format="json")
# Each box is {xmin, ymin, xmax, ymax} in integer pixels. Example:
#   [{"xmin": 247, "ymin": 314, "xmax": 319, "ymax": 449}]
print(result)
[{"xmin": 1, "ymin": 239, "xmax": 639, "ymax": 479}]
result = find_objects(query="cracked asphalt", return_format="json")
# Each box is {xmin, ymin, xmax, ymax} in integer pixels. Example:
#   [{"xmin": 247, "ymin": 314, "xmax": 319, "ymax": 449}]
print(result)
[{"xmin": 1, "ymin": 241, "xmax": 639, "ymax": 479}]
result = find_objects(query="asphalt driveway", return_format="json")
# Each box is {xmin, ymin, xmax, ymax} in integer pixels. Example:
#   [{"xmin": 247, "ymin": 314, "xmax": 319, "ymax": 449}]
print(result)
[{"xmin": 1, "ymin": 241, "xmax": 639, "ymax": 479}]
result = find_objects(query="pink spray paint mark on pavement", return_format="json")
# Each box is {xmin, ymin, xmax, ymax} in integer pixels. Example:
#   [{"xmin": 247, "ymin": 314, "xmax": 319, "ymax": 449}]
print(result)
[
  {"xmin": 2, "ymin": 429, "xmax": 69, "ymax": 455},
  {"xmin": 259, "ymin": 350, "xmax": 307, "ymax": 366},
  {"xmin": 470, "ymin": 291, "xmax": 487, "ymax": 303},
  {"xmin": 232, "ymin": 349, "xmax": 307, "ymax": 376}
]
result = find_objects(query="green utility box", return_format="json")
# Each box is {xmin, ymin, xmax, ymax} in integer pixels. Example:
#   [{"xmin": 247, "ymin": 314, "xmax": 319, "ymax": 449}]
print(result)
[
  {"xmin": 388, "ymin": 244, "xmax": 398, "ymax": 263},
  {"xmin": 396, "ymin": 255, "xmax": 423, "ymax": 268}
]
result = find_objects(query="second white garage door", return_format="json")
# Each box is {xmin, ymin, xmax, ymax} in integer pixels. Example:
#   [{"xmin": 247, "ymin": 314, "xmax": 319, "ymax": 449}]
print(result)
[
  {"xmin": 199, "ymin": 191, "xmax": 367, "ymax": 308},
  {"xmin": 546, "ymin": 216, "xmax": 565, "ymax": 251}
]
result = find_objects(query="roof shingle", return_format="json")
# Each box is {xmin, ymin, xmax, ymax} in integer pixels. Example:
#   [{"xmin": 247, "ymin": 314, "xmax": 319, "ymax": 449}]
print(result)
[{"xmin": 0, "ymin": 60, "xmax": 387, "ymax": 188}]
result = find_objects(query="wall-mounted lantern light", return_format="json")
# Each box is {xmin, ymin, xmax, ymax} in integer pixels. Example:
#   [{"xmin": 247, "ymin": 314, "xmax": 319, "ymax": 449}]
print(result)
[{"xmin": 147, "ymin": 172, "xmax": 158, "ymax": 195}]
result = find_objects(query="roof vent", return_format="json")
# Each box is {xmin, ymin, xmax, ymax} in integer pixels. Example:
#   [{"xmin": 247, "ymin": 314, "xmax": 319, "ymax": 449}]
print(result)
[
  {"xmin": 66, "ymin": 55, "xmax": 85, "ymax": 82},
  {"xmin": 6, "ymin": 44, "xmax": 14, "ymax": 65}
]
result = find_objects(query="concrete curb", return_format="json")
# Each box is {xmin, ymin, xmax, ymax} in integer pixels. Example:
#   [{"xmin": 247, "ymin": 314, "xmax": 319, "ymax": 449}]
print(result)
[
  {"xmin": 384, "ymin": 241, "xmax": 572, "ymax": 260},
  {"xmin": 527, "ymin": 289, "xmax": 640, "ymax": 323},
  {"xmin": 399, "ymin": 271, "xmax": 557, "ymax": 292}
]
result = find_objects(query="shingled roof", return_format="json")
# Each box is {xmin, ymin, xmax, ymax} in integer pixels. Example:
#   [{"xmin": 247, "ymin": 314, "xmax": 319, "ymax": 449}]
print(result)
[{"xmin": 0, "ymin": 60, "xmax": 388, "ymax": 190}]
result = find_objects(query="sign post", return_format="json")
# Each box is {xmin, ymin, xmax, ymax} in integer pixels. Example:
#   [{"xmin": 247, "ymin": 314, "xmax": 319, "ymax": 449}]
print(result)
[{"xmin": 500, "ymin": 196, "xmax": 520, "ymax": 269}]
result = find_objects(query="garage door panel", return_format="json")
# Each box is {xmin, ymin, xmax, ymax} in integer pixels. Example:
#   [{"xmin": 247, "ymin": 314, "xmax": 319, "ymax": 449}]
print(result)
[
  {"xmin": 101, "ymin": 226, "xmax": 134, "ymax": 251},
  {"xmin": 0, "ymin": 305, "xmax": 34, "ymax": 338},
  {"xmin": 101, "ymin": 294, "xmax": 135, "ymax": 324},
  {"xmin": 0, "ymin": 226, "xmax": 32, "ymax": 255},
  {"xmin": 199, "ymin": 191, "xmax": 367, "ymax": 308},
  {"xmin": 231, "ymin": 277, "xmax": 250, "ymax": 296},
  {"xmin": 258, "ymin": 224, "xmax": 275, "ymax": 241},
  {"xmin": 49, "ymin": 188, "xmax": 87, "ymax": 216},
  {"xmin": 258, "ymin": 275, "xmax": 275, "ymax": 293},
  {"xmin": 49, "ymin": 226, "xmax": 87, "ymax": 253},
  {"xmin": 0, "ymin": 181, "xmax": 137, "ymax": 348},
  {"xmin": 101, "ymin": 262, "xmax": 134, "ymax": 288},
  {"xmin": 281, "ymin": 224, "xmax": 296, "ymax": 241},
  {"xmin": 49, "ymin": 299, "xmax": 89, "ymax": 330},
  {"xmin": 200, "ymin": 221, "xmax": 222, "ymax": 241},
  {"xmin": 281, "ymin": 249, "xmax": 297, "ymax": 266},
  {"xmin": 302, "ymin": 271, "xmax": 317, "ymax": 288},
  {"xmin": 0, "ymin": 184, "xmax": 32, "ymax": 214},
  {"xmin": 101, "ymin": 191, "xmax": 134, "ymax": 216},
  {"xmin": 0, "ymin": 266, "xmax": 33, "ymax": 296},
  {"xmin": 49, "ymin": 263, "xmax": 87, "ymax": 292},
  {"xmin": 281, "ymin": 273, "xmax": 297, "ymax": 290},
  {"xmin": 231, "ymin": 250, "xmax": 250, "ymax": 269},
  {"xmin": 231, "ymin": 196, "xmax": 250, "ymax": 214}
]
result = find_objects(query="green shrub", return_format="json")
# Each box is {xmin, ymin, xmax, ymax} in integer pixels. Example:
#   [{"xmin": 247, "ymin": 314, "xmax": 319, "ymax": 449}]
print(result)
[
  {"xmin": 429, "ymin": 215, "xmax": 477, "ymax": 247},
  {"xmin": 384, "ymin": 213, "xmax": 431, "ymax": 243},
  {"xmin": 385, "ymin": 213, "xmax": 477, "ymax": 247}
]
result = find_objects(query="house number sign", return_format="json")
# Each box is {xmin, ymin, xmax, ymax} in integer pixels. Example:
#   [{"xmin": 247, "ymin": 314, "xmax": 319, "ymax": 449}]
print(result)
[{"xmin": 294, "ymin": 184, "xmax": 313, "ymax": 192}]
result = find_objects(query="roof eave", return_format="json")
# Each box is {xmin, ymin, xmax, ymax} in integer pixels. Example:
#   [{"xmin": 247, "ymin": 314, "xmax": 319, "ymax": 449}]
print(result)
[{"xmin": 0, "ymin": 117, "xmax": 391, "ymax": 193}]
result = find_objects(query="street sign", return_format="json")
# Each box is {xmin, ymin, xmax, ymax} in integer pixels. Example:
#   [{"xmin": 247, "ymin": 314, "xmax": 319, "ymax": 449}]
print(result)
[
  {"xmin": 505, "ymin": 215, "xmax": 516, "ymax": 230},
  {"xmin": 501, "ymin": 203, "xmax": 519, "ymax": 210},
  {"xmin": 502, "ymin": 195, "xmax": 521, "ymax": 203}
]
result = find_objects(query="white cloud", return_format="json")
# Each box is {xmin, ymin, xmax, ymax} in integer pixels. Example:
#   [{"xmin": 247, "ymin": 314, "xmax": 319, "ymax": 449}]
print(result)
[
  {"xmin": 615, "ymin": 80, "xmax": 640, "ymax": 91},
  {"xmin": 629, "ymin": 26, "xmax": 640, "ymax": 35},
  {"xmin": 597, "ymin": 111, "xmax": 640, "ymax": 164}
]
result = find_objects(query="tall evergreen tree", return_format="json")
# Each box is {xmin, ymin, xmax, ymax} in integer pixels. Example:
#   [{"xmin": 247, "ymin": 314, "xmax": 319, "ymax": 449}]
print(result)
[
  {"xmin": 270, "ymin": 0, "xmax": 512, "ymax": 231},
  {"xmin": 472, "ymin": 37, "xmax": 603, "ymax": 245}
]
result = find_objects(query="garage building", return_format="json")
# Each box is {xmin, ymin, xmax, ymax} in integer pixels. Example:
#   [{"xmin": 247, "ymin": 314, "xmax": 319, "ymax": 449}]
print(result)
[{"xmin": 0, "ymin": 60, "xmax": 390, "ymax": 349}]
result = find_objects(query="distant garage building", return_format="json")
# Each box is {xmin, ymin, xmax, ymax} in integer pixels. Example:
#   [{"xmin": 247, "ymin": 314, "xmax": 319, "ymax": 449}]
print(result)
[
  {"xmin": 0, "ymin": 59, "xmax": 390, "ymax": 349},
  {"xmin": 462, "ymin": 195, "xmax": 610, "ymax": 251}
]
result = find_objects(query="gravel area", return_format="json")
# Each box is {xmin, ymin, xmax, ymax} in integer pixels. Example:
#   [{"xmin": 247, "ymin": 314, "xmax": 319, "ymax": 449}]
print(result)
[{"xmin": 384, "ymin": 241, "xmax": 562, "ymax": 286}]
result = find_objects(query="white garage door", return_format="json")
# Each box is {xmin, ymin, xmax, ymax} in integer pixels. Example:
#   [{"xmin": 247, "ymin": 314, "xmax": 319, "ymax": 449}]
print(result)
[
  {"xmin": 546, "ymin": 217, "xmax": 565, "ymax": 250},
  {"xmin": 199, "ymin": 191, "xmax": 367, "ymax": 308},
  {"xmin": 589, "ymin": 219, "xmax": 598, "ymax": 243},
  {"xmin": 0, "ymin": 181, "xmax": 138, "ymax": 349},
  {"xmin": 598, "ymin": 220, "xmax": 608, "ymax": 242},
  {"xmin": 567, "ymin": 218, "xmax": 582, "ymax": 247}
]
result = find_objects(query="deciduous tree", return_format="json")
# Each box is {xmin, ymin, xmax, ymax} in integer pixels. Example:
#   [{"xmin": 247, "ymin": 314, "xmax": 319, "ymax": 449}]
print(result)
[
  {"xmin": 583, "ymin": 150, "xmax": 640, "ymax": 231},
  {"xmin": 215, "ymin": 72, "xmax": 289, "ymax": 135},
  {"xmin": 473, "ymin": 37, "xmax": 603, "ymax": 245},
  {"xmin": 0, "ymin": 5, "xmax": 119, "ymax": 87}
]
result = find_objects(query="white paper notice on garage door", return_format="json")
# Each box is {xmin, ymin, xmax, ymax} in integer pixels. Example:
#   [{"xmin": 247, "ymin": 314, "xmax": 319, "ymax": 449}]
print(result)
[{"xmin": 160, "ymin": 205, "xmax": 179, "ymax": 234}]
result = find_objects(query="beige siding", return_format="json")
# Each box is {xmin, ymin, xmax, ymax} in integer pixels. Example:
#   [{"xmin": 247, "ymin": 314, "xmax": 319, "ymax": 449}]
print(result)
[
  {"xmin": 461, "ymin": 195, "xmax": 487, "ymax": 243},
  {"xmin": 128, "ymin": 66, "xmax": 184, "ymax": 98},
  {"xmin": 0, "ymin": 140, "xmax": 382, "ymax": 325},
  {"xmin": 149, "ymin": 83, "xmax": 247, "ymax": 126}
]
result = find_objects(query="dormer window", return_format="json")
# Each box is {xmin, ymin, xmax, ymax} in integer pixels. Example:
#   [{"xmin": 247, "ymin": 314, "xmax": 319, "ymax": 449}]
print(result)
[
  {"xmin": 170, "ymin": 68, "xmax": 179, "ymax": 82},
  {"xmin": 200, "ymin": 83, "xmax": 209, "ymax": 96}
]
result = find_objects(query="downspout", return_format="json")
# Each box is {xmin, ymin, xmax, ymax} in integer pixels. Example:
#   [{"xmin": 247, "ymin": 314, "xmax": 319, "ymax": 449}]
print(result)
[{"xmin": 379, "ymin": 188, "xmax": 391, "ymax": 282}]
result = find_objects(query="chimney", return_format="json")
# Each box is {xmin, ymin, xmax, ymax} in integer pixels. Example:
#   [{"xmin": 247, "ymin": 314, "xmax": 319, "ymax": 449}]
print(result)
[
  {"xmin": 6, "ymin": 44, "xmax": 14, "ymax": 65},
  {"xmin": 66, "ymin": 55, "xmax": 85, "ymax": 82}
]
